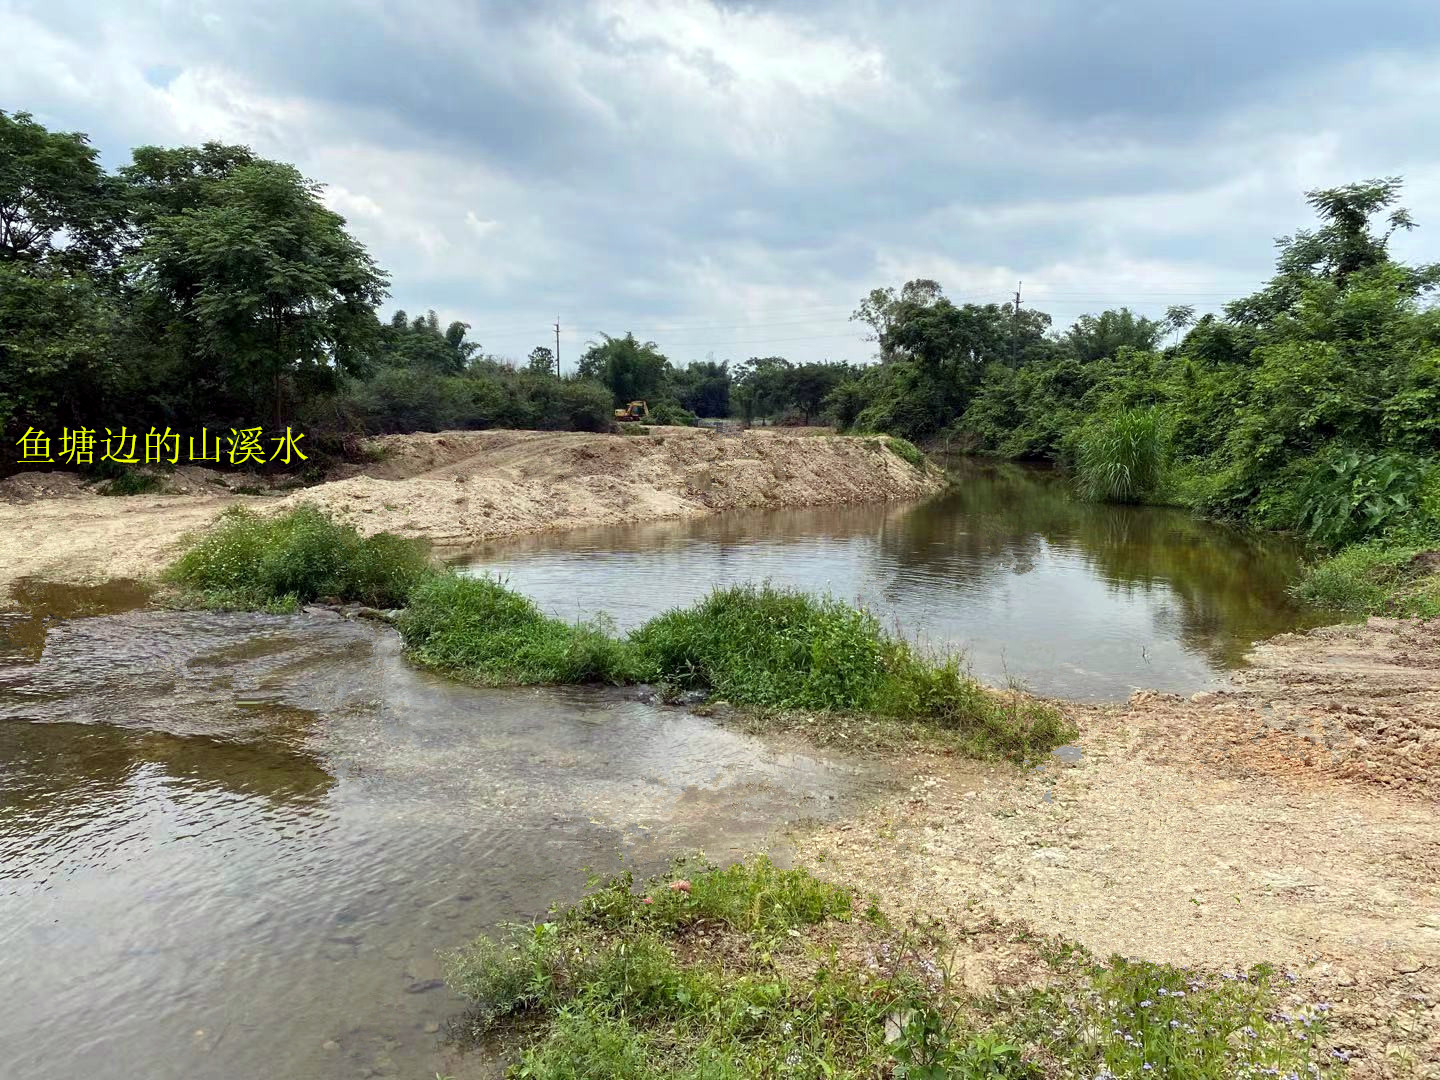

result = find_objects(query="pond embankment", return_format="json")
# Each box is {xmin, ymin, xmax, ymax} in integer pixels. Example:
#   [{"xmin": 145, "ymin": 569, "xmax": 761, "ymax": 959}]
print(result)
[{"xmin": 0, "ymin": 427, "xmax": 943, "ymax": 596}]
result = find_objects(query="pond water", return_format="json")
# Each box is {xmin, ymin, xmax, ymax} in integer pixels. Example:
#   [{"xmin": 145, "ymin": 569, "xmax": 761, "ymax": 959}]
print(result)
[
  {"xmin": 0, "ymin": 589, "xmax": 884, "ymax": 1080},
  {"xmin": 457, "ymin": 462, "xmax": 1331, "ymax": 701}
]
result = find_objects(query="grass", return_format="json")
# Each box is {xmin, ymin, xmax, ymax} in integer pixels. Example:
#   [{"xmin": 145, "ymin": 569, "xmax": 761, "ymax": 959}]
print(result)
[
  {"xmin": 1073, "ymin": 409, "xmax": 1166, "ymax": 504},
  {"xmin": 100, "ymin": 469, "xmax": 165, "ymax": 496},
  {"xmin": 1292, "ymin": 539, "xmax": 1440, "ymax": 617},
  {"xmin": 445, "ymin": 857, "xmax": 1343, "ymax": 1080},
  {"xmin": 399, "ymin": 573, "xmax": 632, "ymax": 685},
  {"xmin": 165, "ymin": 510, "xmax": 1072, "ymax": 762},
  {"xmin": 885, "ymin": 437, "xmax": 927, "ymax": 470},
  {"xmin": 164, "ymin": 504, "xmax": 431, "ymax": 611}
]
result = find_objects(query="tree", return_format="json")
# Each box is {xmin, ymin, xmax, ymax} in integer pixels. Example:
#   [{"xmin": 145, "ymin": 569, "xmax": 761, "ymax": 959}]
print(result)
[
  {"xmin": 1063, "ymin": 308, "xmax": 1164, "ymax": 365},
  {"xmin": 133, "ymin": 158, "xmax": 389, "ymax": 426},
  {"xmin": 527, "ymin": 346, "xmax": 557, "ymax": 375},
  {"xmin": 1226, "ymin": 178, "xmax": 1440, "ymax": 325},
  {"xmin": 576, "ymin": 333, "xmax": 669, "ymax": 404},
  {"xmin": 0, "ymin": 110, "xmax": 124, "ymax": 271},
  {"xmin": 1163, "ymin": 304, "xmax": 1196, "ymax": 346}
]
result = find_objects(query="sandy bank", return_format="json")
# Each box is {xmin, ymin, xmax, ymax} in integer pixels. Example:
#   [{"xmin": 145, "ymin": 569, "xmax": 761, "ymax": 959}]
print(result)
[
  {"xmin": 795, "ymin": 615, "xmax": 1440, "ymax": 1077},
  {"xmin": 0, "ymin": 427, "xmax": 942, "ymax": 596}
]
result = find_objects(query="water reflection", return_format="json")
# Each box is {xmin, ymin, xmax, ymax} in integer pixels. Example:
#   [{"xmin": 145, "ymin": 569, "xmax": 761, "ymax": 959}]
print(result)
[{"xmin": 457, "ymin": 461, "xmax": 1331, "ymax": 699}]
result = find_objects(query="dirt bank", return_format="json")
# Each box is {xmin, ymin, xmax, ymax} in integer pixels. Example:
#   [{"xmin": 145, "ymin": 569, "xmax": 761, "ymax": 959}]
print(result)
[
  {"xmin": 794, "ymin": 616, "xmax": 1440, "ymax": 1077},
  {"xmin": 0, "ymin": 428, "xmax": 942, "ymax": 597}
]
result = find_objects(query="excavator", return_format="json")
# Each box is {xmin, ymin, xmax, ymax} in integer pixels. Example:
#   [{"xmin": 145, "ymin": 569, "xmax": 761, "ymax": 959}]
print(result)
[{"xmin": 613, "ymin": 400, "xmax": 649, "ymax": 423}]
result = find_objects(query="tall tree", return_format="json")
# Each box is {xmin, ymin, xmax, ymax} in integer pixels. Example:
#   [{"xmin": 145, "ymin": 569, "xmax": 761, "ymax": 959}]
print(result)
[
  {"xmin": 576, "ymin": 333, "xmax": 669, "ymax": 404},
  {"xmin": 133, "ymin": 158, "xmax": 388, "ymax": 426}
]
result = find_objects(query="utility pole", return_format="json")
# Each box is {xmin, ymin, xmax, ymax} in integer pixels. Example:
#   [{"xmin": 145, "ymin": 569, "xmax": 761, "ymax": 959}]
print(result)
[
  {"xmin": 554, "ymin": 319, "xmax": 561, "ymax": 376},
  {"xmin": 1010, "ymin": 281, "xmax": 1023, "ymax": 366}
]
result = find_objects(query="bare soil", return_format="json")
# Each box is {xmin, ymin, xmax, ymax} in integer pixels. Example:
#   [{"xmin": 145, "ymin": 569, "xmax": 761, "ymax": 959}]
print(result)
[
  {"xmin": 0, "ymin": 427, "xmax": 941, "ymax": 597},
  {"xmin": 794, "ymin": 616, "xmax": 1440, "ymax": 1077}
]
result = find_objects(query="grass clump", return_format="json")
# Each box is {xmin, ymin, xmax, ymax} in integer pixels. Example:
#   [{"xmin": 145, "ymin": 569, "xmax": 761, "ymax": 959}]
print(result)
[
  {"xmin": 884, "ymin": 436, "xmax": 927, "ymax": 470},
  {"xmin": 446, "ymin": 858, "xmax": 1343, "ymax": 1080},
  {"xmin": 1293, "ymin": 540, "xmax": 1440, "ymax": 617},
  {"xmin": 164, "ymin": 505, "xmax": 430, "ymax": 611},
  {"xmin": 398, "ymin": 572, "xmax": 633, "ymax": 685},
  {"xmin": 100, "ymin": 469, "xmax": 165, "ymax": 496},
  {"xmin": 629, "ymin": 585, "xmax": 1072, "ymax": 761},
  {"xmin": 1073, "ymin": 408, "xmax": 1166, "ymax": 504}
]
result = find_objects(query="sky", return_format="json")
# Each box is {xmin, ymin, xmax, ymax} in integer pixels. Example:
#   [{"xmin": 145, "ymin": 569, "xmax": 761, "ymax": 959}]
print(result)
[{"xmin": 5, "ymin": 0, "xmax": 1440, "ymax": 369}]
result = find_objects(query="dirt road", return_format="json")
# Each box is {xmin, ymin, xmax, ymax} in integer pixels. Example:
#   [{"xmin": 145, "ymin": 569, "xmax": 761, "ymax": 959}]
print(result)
[
  {"xmin": 796, "ymin": 615, "xmax": 1440, "ymax": 1077},
  {"xmin": 0, "ymin": 427, "xmax": 942, "ymax": 597}
]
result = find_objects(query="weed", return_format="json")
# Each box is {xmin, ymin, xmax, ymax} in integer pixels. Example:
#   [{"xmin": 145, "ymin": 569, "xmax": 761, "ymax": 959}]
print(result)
[
  {"xmin": 164, "ymin": 505, "xmax": 430, "ymax": 609},
  {"xmin": 1293, "ymin": 540, "xmax": 1440, "ymax": 616},
  {"xmin": 1074, "ymin": 408, "xmax": 1167, "ymax": 504},
  {"xmin": 100, "ymin": 470, "xmax": 165, "ymax": 496},
  {"xmin": 445, "ymin": 858, "xmax": 1341, "ymax": 1080},
  {"xmin": 885, "ymin": 437, "xmax": 927, "ymax": 470},
  {"xmin": 398, "ymin": 573, "xmax": 633, "ymax": 685}
]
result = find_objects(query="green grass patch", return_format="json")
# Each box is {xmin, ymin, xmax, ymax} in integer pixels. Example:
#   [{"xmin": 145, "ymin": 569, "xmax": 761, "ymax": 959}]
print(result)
[
  {"xmin": 885, "ymin": 436, "xmax": 927, "ymax": 470},
  {"xmin": 445, "ymin": 858, "xmax": 1343, "ymax": 1080},
  {"xmin": 1293, "ymin": 540, "xmax": 1440, "ymax": 617},
  {"xmin": 164, "ymin": 504, "xmax": 431, "ymax": 611},
  {"xmin": 628, "ymin": 585, "xmax": 1071, "ymax": 761},
  {"xmin": 398, "ymin": 573, "xmax": 633, "ymax": 685},
  {"xmin": 100, "ymin": 469, "xmax": 165, "ymax": 496}
]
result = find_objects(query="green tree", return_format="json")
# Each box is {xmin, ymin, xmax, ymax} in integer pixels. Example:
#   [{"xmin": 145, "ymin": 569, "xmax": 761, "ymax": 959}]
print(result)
[
  {"xmin": 527, "ymin": 345, "xmax": 557, "ymax": 375},
  {"xmin": 576, "ymin": 333, "xmax": 669, "ymax": 405},
  {"xmin": 132, "ymin": 158, "xmax": 388, "ymax": 427},
  {"xmin": 0, "ymin": 110, "xmax": 124, "ymax": 271}
]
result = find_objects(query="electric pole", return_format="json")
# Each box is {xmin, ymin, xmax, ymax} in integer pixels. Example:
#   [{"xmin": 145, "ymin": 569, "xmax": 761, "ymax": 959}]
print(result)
[
  {"xmin": 554, "ymin": 319, "xmax": 561, "ymax": 376},
  {"xmin": 1010, "ymin": 281, "xmax": 1023, "ymax": 366}
]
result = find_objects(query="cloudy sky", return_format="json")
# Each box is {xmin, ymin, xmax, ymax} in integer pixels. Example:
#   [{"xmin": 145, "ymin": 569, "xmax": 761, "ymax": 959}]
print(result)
[{"xmin": 6, "ymin": 0, "xmax": 1439, "ymax": 367}]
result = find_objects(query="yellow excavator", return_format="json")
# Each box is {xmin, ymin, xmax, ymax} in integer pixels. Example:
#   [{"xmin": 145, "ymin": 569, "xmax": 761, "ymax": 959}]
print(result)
[{"xmin": 614, "ymin": 400, "xmax": 649, "ymax": 423}]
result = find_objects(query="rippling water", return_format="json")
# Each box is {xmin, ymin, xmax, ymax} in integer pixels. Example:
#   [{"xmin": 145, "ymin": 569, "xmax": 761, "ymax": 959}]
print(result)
[
  {"xmin": 457, "ymin": 461, "xmax": 1331, "ymax": 700},
  {"xmin": 0, "ymin": 603, "xmax": 883, "ymax": 1080}
]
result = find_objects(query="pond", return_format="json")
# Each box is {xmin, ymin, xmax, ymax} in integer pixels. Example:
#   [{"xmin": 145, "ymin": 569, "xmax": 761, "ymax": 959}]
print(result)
[{"xmin": 457, "ymin": 461, "xmax": 1331, "ymax": 701}]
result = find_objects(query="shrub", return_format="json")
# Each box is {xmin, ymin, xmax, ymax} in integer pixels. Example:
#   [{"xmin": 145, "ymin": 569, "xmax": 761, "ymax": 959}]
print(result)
[
  {"xmin": 1073, "ymin": 407, "xmax": 1166, "ymax": 503},
  {"xmin": 1294, "ymin": 447, "xmax": 1433, "ymax": 547},
  {"xmin": 644, "ymin": 400, "xmax": 699, "ymax": 427},
  {"xmin": 398, "ymin": 572, "xmax": 632, "ymax": 685},
  {"xmin": 165, "ymin": 505, "xmax": 430, "ymax": 609},
  {"xmin": 101, "ymin": 470, "xmax": 165, "ymax": 496}
]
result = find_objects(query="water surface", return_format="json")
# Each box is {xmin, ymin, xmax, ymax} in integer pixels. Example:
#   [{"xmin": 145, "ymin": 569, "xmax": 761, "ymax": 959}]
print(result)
[
  {"xmin": 457, "ymin": 462, "xmax": 1330, "ymax": 700},
  {"xmin": 0, "ymin": 603, "xmax": 882, "ymax": 1080}
]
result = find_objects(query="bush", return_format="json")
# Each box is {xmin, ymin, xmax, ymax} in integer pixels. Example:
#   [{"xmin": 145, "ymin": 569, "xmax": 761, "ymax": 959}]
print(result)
[
  {"xmin": 1072, "ymin": 407, "xmax": 1167, "ymax": 503},
  {"xmin": 1294, "ymin": 448, "xmax": 1433, "ymax": 547},
  {"xmin": 165, "ymin": 505, "xmax": 430, "ymax": 610},
  {"xmin": 644, "ymin": 400, "xmax": 698, "ymax": 427},
  {"xmin": 100, "ymin": 469, "xmax": 165, "ymax": 496},
  {"xmin": 398, "ymin": 572, "xmax": 632, "ymax": 685}
]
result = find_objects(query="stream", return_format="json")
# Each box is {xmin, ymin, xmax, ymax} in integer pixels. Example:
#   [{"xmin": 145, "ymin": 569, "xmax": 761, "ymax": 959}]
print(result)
[{"xmin": 0, "ymin": 463, "xmax": 1327, "ymax": 1078}]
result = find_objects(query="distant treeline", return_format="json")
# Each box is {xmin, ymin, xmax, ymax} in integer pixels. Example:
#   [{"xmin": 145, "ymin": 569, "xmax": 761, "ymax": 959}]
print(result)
[{"xmin": 3, "ymin": 111, "xmax": 1437, "ymax": 557}]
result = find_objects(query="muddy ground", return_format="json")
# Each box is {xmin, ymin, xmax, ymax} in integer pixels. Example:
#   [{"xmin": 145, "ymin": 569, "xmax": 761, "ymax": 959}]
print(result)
[
  {"xmin": 795, "ymin": 615, "xmax": 1440, "ymax": 1078},
  {"xmin": 0, "ymin": 427, "xmax": 941, "ymax": 597}
]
